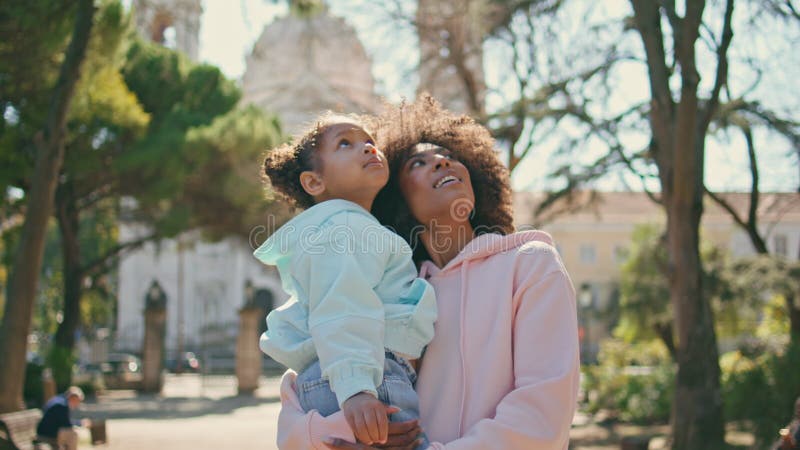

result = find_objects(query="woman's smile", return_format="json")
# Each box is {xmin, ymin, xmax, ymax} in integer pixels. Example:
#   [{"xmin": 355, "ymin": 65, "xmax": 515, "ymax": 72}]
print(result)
[{"xmin": 433, "ymin": 174, "xmax": 461, "ymax": 189}]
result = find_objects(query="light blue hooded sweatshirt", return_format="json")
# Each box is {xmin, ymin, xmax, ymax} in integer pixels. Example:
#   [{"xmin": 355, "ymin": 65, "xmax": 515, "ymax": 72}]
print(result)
[{"xmin": 253, "ymin": 199, "xmax": 437, "ymax": 407}]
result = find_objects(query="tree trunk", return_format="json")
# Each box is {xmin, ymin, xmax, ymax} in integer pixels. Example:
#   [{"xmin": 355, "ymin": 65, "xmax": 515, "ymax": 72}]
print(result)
[
  {"xmin": 630, "ymin": 0, "xmax": 727, "ymax": 446},
  {"xmin": 667, "ymin": 192, "xmax": 725, "ymax": 450},
  {"xmin": 54, "ymin": 181, "xmax": 83, "ymax": 352},
  {"xmin": 788, "ymin": 292, "xmax": 800, "ymax": 345},
  {"xmin": 50, "ymin": 181, "xmax": 83, "ymax": 390},
  {"xmin": 654, "ymin": 321, "xmax": 677, "ymax": 361},
  {"xmin": 0, "ymin": 0, "xmax": 95, "ymax": 413}
]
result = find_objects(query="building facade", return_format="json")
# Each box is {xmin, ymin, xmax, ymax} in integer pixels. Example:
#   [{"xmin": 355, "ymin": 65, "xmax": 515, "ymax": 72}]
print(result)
[{"xmin": 515, "ymin": 191, "xmax": 800, "ymax": 362}]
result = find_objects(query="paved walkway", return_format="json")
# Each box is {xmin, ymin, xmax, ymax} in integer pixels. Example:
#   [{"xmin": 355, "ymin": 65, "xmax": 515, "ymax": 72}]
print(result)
[
  {"xmin": 76, "ymin": 374, "xmax": 752, "ymax": 449},
  {"xmin": 79, "ymin": 374, "xmax": 284, "ymax": 450}
]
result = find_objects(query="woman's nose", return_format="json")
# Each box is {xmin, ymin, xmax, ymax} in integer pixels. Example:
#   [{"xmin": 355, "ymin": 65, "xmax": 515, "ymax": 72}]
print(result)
[{"xmin": 434, "ymin": 156, "xmax": 451, "ymax": 170}]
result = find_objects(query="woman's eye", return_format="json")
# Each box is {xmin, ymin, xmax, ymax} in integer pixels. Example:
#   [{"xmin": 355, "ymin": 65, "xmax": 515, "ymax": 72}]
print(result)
[
  {"xmin": 338, "ymin": 139, "xmax": 351, "ymax": 148},
  {"xmin": 443, "ymin": 154, "xmax": 454, "ymax": 160},
  {"xmin": 410, "ymin": 160, "xmax": 424, "ymax": 168}
]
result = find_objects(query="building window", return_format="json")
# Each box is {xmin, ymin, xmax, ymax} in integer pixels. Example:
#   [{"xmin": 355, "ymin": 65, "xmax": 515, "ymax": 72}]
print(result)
[
  {"xmin": 580, "ymin": 244, "xmax": 596, "ymax": 264},
  {"xmin": 774, "ymin": 234, "xmax": 787, "ymax": 257}
]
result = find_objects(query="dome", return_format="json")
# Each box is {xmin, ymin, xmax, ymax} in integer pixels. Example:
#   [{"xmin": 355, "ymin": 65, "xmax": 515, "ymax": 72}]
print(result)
[{"xmin": 242, "ymin": 11, "xmax": 378, "ymax": 134}]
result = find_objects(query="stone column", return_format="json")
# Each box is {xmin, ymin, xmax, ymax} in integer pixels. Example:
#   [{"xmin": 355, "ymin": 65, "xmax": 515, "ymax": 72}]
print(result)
[
  {"xmin": 141, "ymin": 305, "xmax": 166, "ymax": 393},
  {"xmin": 236, "ymin": 305, "xmax": 262, "ymax": 395}
]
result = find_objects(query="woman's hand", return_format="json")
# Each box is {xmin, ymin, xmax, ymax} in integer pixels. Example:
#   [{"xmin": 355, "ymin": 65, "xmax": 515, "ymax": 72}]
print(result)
[{"xmin": 324, "ymin": 418, "xmax": 423, "ymax": 450}]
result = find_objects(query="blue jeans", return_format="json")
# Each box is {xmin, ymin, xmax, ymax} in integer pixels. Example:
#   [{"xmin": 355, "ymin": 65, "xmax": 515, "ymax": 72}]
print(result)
[{"xmin": 296, "ymin": 352, "xmax": 428, "ymax": 449}]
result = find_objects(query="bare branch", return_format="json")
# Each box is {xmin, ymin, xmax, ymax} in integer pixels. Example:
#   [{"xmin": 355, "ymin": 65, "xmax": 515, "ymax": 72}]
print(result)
[
  {"xmin": 788, "ymin": 0, "xmax": 800, "ymax": 20},
  {"xmin": 81, "ymin": 233, "xmax": 158, "ymax": 278},
  {"xmin": 630, "ymin": 0, "xmax": 674, "ymax": 157},
  {"xmin": 701, "ymin": 0, "xmax": 735, "ymax": 133},
  {"xmin": 705, "ymin": 189, "xmax": 747, "ymax": 230},
  {"xmin": 705, "ymin": 125, "xmax": 769, "ymax": 254},
  {"xmin": 659, "ymin": 0, "xmax": 683, "ymax": 42}
]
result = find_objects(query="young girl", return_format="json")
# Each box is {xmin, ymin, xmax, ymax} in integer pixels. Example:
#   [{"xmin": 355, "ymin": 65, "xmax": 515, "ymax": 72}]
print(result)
[
  {"xmin": 275, "ymin": 96, "xmax": 579, "ymax": 450},
  {"xmin": 253, "ymin": 114, "xmax": 436, "ymax": 448}
]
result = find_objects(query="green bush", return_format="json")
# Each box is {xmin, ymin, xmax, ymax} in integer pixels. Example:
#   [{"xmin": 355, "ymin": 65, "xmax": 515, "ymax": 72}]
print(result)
[
  {"xmin": 582, "ymin": 339, "xmax": 674, "ymax": 424},
  {"xmin": 46, "ymin": 344, "xmax": 76, "ymax": 392},
  {"xmin": 722, "ymin": 342, "xmax": 800, "ymax": 446}
]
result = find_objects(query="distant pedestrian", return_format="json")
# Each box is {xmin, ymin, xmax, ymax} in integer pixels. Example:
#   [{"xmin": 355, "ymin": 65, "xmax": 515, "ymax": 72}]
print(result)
[{"xmin": 36, "ymin": 386, "xmax": 90, "ymax": 450}]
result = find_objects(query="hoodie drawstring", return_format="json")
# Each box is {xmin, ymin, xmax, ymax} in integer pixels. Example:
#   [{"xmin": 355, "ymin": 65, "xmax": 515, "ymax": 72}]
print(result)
[{"xmin": 457, "ymin": 260, "xmax": 469, "ymax": 437}]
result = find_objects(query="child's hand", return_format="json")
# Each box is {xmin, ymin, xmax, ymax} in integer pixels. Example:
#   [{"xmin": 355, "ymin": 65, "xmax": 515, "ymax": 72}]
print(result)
[{"xmin": 342, "ymin": 392, "xmax": 388, "ymax": 445}]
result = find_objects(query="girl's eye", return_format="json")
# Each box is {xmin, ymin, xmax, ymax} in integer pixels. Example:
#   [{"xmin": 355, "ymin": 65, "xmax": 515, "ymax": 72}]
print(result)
[
  {"xmin": 338, "ymin": 139, "xmax": 351, "ymax": 148},
  {"xmin": 366, "ymin": 139, "xmax": 375, "ymax": 145}
]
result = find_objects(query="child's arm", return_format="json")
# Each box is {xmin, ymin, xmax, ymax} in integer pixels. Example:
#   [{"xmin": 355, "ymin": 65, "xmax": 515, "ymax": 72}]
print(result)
[
  {"xmin": 303, "ymin": 237, "xmax": 386, "ymax": 406},
  {"xmin": 296, "ymin": 217, "xmax": 391, "ymax": 440}
]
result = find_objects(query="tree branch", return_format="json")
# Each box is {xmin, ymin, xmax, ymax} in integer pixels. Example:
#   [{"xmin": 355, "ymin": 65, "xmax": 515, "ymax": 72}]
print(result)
[
  {"xmin": 704, "ymin": 124, "xmax": 769, "ymax": 255},
  {"xmin": 630, "ymin": 0, "xmax": 674, "ymax": 166},
  {"xmin": 81, "ymin": 233, "xmax": 157, "ymax": 278},
  {"xmin": 705, "ymin": 189, "xmax": 747, "ymax": 230},
  {"xmin": 701, "ymin": 0, "xmax": 735, "ymax": 133},
  {"xmin": 742, "ymin": 126, "xmax": 760, "ymax": 238}
]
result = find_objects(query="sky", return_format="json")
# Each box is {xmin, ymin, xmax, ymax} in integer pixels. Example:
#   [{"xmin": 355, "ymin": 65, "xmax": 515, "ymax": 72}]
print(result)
[{"xmin": 192, "ymin": 0, "xmax": 798, "ymax": 194}]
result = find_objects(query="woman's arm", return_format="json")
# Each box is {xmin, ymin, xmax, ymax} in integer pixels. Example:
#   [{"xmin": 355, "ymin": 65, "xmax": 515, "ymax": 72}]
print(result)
[
  {"xmin": 276, "ymin": 370, "xmax": 355, "ymax": 449},
  {"xmin": 277, "ymin": 370, "xmax": 422, "ymax": 450}
]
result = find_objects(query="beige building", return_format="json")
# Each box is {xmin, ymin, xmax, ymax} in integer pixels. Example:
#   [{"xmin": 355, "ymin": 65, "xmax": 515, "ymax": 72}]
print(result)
[{"xmin": 514, "ymin": 191, "xmax": 800, "ymax": 362}]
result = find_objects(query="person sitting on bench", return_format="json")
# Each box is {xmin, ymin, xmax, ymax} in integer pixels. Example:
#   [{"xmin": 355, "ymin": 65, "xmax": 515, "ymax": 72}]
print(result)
[{"xmin": 36, "ymin": 386, "xmax": 89, "ymax": 450}]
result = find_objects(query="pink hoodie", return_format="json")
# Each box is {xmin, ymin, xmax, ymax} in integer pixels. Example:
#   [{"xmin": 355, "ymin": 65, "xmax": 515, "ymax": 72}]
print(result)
[{"xmin": 275, "ymin": 230, "xmax": 580, "ymax": 449}]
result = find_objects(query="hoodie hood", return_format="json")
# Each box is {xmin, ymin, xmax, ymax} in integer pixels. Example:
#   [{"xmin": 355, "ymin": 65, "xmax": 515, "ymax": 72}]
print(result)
[
  {"xmin": 253, "ymin": 200, "xmax": 374, "ymax": 291},
  {"xmin": 420, "ymin": 229, "xmax": 554, "ymax": 278}
]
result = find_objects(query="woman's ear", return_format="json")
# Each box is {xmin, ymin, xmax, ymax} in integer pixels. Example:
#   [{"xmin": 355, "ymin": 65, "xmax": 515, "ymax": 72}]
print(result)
[{"xmin": 300, "ymin": 170, "xmax": 326, "ymax": 197}]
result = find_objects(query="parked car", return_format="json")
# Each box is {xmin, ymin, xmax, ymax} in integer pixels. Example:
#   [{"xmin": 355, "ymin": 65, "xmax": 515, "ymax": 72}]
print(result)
[
  {"xmin": 165, "ymin": 352, "xmax": 201, "ymax": 373},
  {"xmin": 72, "ymin": 362, "xmax": 105, "ymax": 390},
  {"xmin": 100, "ymin": 353, "xmax": 143, "ymax": 389}
]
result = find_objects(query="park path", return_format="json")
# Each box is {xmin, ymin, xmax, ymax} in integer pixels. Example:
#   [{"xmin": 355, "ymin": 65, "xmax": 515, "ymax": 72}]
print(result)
[
  {"xmin": 79, "ymin": 373, "xmax": 283, "ymax": 450},
  {"xmin": 75, "ymin": 373, "xmax": 752, "ymax": 449}
]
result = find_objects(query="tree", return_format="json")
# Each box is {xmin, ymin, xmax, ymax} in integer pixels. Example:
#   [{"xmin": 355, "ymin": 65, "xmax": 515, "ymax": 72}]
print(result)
[
  {"xmin": 0, "ymin": 0, "xmax": 95, "ymax": 413},
  {"xmin": 44, "ymin": 36, "xmax": 282, "ymax": 387},
  {"xmin": 2, "ymin": 2, "xmax": 283, "ymax": 390},
  {"xmin": 50, "ymin": 0, "xmax": 149, "ymax": 367},
  {"xmin": 625, "ymin": 2, "xmax": 732, "ymax": 446},
  {"xmin": 479, "ymin": 2, "xmax": 795, "ymax": 447}
]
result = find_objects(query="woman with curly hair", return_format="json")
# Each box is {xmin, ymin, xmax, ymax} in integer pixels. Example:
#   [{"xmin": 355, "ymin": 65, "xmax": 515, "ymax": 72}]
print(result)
[{"xmin": 273, "ymin": 95, "xmax": 580, "ymax": 450}]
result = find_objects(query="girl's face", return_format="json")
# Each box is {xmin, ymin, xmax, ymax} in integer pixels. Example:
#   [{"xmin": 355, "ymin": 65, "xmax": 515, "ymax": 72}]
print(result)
[
  {"xmin": 396, "ymin": 143, "xmax": 475, "ymax": 226},
  {"xmin": 313, "ymin": 122, "xmax": 389, "ymax": 202}
]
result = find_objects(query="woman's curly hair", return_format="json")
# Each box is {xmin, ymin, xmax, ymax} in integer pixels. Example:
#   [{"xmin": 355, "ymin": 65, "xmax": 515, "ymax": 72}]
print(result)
[
  {"xmin": 368, "ymin": 94, "xmax": 515, "ymax": 264},
  {"xmin": 262, "ymin": 113, "xmax": 367, "ymax": 209}
]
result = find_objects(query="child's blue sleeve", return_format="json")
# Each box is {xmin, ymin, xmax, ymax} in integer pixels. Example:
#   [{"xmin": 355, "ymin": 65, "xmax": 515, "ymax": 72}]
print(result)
[{"xmin": 296, "ymin": 215, "xmax": 389, "ymax": 407}]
